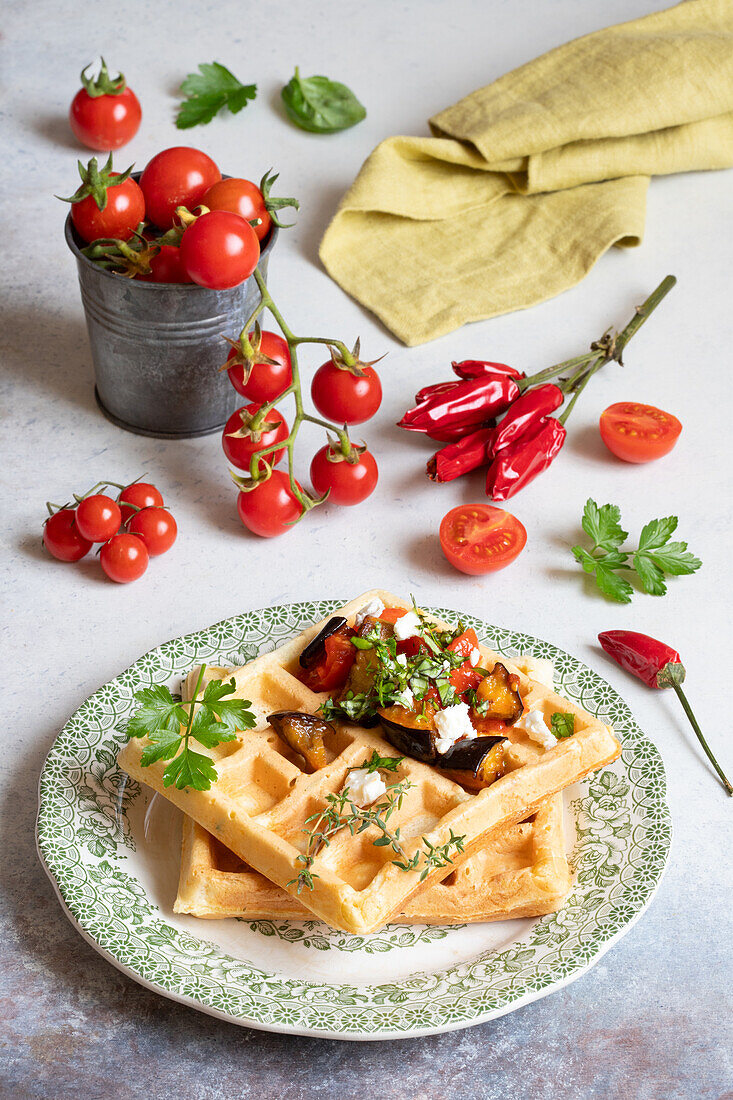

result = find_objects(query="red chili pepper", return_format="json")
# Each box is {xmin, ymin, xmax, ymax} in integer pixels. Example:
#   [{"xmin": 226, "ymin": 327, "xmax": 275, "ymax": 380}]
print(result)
[
  {"xmin": 427, "ymin": 423, "xmax": 492, "ymax": 444},
  {"xmin": 427, "ymin": 426, "xmax": 496, "ymax": 482},
  {"xmin": 452, "ymin": 360, "xmax": 525, "ymax": 381},
  {"xmin": 492, "ymin": 384, "xmax": 564, "ymax": 454},
  {"xmin": 598, "ymin": 630, "xmax": 732, "ymax": 796},
  {"xmin": 414, "ymin": 381, "xmax": 457, "ymax": 405},
  {"xmin": 485, "ymin": 417, "xmax": 566, "ymax": 501},
  {"xmin": 399, "ymin": 375, "xmax": 520, "ymax": 434}
]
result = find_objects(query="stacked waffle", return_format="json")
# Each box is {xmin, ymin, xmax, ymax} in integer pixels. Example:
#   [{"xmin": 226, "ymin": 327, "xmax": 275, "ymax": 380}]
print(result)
[{"xmin": 118, "ymin": 591, "xmax": 620, "ymax": 934}]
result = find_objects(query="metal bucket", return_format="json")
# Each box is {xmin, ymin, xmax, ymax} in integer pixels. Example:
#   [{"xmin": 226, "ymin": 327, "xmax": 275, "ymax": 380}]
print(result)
[{"xmin": 65, "ymin": 209, "xmax": 277, "ymax": 438}]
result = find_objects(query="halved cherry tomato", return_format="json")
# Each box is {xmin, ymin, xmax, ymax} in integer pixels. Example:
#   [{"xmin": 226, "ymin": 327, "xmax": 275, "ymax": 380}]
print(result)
[
  {"xmin": 300, "ymin": 627, "xmax": 357, "ymax": 692},
  {"xmin": 450, "ymin": 662, "xmax": 484, "ymax": 696},
  {"xmin": 439, "ymin": 504, "xmax": 527, "ymax": 576},
  {"xmin": 447, "ymin": 627, "xmax": 479, "ymax": 660},
  {"xmin": 599, "ymin": 402, "xmax": 682, "ymax": 464},
  {"xmin": 139, "ymin": 147, "xmax": 221, "ymax": 230}
]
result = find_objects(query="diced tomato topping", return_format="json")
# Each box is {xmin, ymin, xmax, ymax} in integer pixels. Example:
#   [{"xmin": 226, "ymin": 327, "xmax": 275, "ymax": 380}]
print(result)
[
  {"xmin": 300, "ymin": 628, "xmax": 356, "ymax": 692},
  {"xmin": 378, "ymin": 607, "xmax": 409, "ymax": 624},
  {"xmin": 450, "ymin": 661, "xmax": 484, "ymax": 696},
  {"xmin": 447, "ymin": 627, "xmax": 479, "ymax": 661},
  {"xmin": 471, "ymin": 713, "xmax": 508, "ymax": 736}
]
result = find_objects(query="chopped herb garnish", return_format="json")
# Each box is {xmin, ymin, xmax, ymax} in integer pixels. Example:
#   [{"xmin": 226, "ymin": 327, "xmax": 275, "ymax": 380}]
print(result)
[{"xmin": 550, "ymin": 712, "xmax": 575, "ymax": 739}]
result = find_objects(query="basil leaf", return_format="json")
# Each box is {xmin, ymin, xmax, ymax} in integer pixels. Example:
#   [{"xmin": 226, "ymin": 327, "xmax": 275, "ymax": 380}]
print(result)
[{"xmin": 281, "ymin": 67, "xmax": 366, "ymax": 133}]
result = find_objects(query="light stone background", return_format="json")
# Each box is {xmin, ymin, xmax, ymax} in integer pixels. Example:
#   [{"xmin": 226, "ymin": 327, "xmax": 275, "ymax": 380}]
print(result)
[{"xmin": 2, "ymin": 1, "xmax": 732, "ymax": 1097}]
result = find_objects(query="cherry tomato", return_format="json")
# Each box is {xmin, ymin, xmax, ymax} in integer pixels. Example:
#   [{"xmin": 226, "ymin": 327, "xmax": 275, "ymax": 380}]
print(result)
[
  {"xmin": 447, "ymin": 627, "xmax": 480, "ymax": 660},
  {"xmin": 222, "ymin": 403, "xmax": 289, "ymax": 472},
  {"xmin": 450, "ymin": 661, "xmax": 484, "ymax": 696},
  {"xmin": 311, "ymin": 361, "xmax": 382, "ymax": 425},
  {"xmin": 137, "ymin": 245, "xmax": 191, "ymax": 284},
  {"xmin": 75, "ymin": 494, "xmax": 122, "ymax": 542},
  {"xmin": 599, "ymin": 402, "xmax": 682, "ymax": 464},
  {"xmin": 118, "ymin": 482, "xmax": 164, "ymax": 522},
  {"xmin": 43, "ymin": 509, "xmax": 92, "ymax": 562},
  {"xmin": 226, "ymin": 331, "xmax": 292, "ymax": 402},
  {"xmin": 70, "ymin": 175, "xmax": 145, "ymax": 244},
  {"xmin": 70, "ymin": 86, "xmax": 141, "ymax": 152},
  {"xmin": 127, "ymin": 507, "xmax": 177, "ymax": 556},
  {"xmin": 139, "ymin": 147, "xmax": 221, "ymax": 230},
  {"xmin": 439, "ymin": 503, "xmax": 527, "ymax": 576},
  {"xmin": 180, "ymin": 211, "xmax": 259, "ymax": 290},
  {"xmin": 203, "ymin": 177, "xmax": 272, "ymax": 243},
  {"xmin": 100, "ymin": 533, "xmax": 149, "ymax": 583},
  {"xmin": 309, "ymin": 445, "xmax": 378, "ymax": 506},
  {"xmin": 300, "ymin": 627, "xmax": 357, "ymax": 692},
  {"xmin": 236, "ymin": 471, "xmax": 303, "ymax": 538}
]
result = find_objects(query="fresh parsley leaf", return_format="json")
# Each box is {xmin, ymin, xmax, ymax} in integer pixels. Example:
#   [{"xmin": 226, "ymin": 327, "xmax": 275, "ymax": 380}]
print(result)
[
  {"xmin": 581, "ymin": 498, "xmax": 628, "ymax": 552},
  {"xmin": 176, "ymin": 62, "xmax": 256, "ymax": 129},
  {"xmin": 360, "ymin": 751, "xmax": 403, "ymax": 773},
  {"xmin": 550, "ymin": 712, "xmax": 575, "ymax": 739},
  {"xmin": 202, "ymin": 677, "xmax": 257, "ymax": 734},
  {"xmin": 572, "ymin": 500, "xmax": 701, "ymax": 603},
  {"xmin": 140, "ymin": 727, "xmax": 182, "ymax": 767},
  {"xmin": 163, "ymin": 748, "xmax": 218, "ymax": 791},
  {"xmin": 126, "ymin": 685, "xmax": 186, "ymax": 740}
]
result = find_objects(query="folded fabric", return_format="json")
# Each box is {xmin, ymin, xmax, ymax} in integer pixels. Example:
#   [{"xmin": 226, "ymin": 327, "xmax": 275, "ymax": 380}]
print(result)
[{"xmin": 320, "ymin": 0, "xmax": 733, "ymax": 346}]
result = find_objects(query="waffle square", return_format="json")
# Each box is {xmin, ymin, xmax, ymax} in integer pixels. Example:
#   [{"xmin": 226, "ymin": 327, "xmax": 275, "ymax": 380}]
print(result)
[
  {"xmin": 119, "ymin": 591, "xmax": 619, "ymax": 934},
  {"xmin": 175, "ymin": 657, "xmax": 571, "ymax": 923}
]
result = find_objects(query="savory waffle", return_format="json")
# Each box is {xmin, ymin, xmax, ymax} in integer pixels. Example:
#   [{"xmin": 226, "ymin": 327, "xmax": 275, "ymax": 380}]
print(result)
[
  {"xmin": 119, "ymin": 591, "xmax": 619, "ymax": 934},
  {"xmin": 175, "ymin": 657, "xmax": 572, "ymax": 923}
]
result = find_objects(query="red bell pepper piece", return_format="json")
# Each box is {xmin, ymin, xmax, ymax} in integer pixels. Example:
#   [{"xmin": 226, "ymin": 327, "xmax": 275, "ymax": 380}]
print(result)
[
  {"xmin": 598, "ymin": 629, "xmax": 732, "ymax": 796},
  {"xmin": 486, "ymin": 417, "xmax": 566, "ymax": 501},
  {"xmin": 492, "ymin": 384, "xmax": 564, "ymax": 454},
  {"xmin": 300, "ymin": 628, "xmax": 356, "ymax": 692},
  {"xmin": 447, "ymin": 627, "xmax": 479, "ymax": 659}
]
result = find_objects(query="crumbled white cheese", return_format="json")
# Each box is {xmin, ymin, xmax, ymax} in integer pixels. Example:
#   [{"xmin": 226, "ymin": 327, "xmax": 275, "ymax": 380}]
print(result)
[
  {"xmin": 434, "ymin": 702, "xmax": 476, "ymax": 755},
  {"xmin": 344, "ymin": 768, "xmax": 387, "ymax": 807},
  {"xmin": 354, "ymin": 597, "xmax": 385, "ymax": 627},
  {"xmin": 392, "ymin": 610, "xmax": 423, "ymax": 642},
  {"xmin": 396, "ymin": 653, "xmax": 408, "ymax": 666},
  {"xmin": 518, "ymin": 708, "xmax": 557, "ymax": 750},
  {"xmin": 469, "ymin": 647, "xmax": 481, "ymax": 667},
  {"xmin": 393, "ymin": 686, "xmax": 415, "ymax": 709}
]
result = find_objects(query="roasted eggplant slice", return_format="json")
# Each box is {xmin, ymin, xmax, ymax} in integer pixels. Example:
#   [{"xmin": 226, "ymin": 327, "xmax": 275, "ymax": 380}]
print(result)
[
  {"xmin": 299, "ymin": 617, "xmax": 348, "ymax": 670},
  {"xmin": 475, "ymin": 662, "xmax": 523, "ymax": 724},
  {"xmin": 339, "ymin": 616, "xmax": 393, "ymax": 699},
  {"xmin": 378, "ymin": 704, "xmax": 438, "ymax": 762},
  {"xmin": 267, "ymin": 711, "xmax": 333, "ymax": 771},
  {"xmin": 438, "ymin": 735, "xmax": 506, "ymax": 790}
]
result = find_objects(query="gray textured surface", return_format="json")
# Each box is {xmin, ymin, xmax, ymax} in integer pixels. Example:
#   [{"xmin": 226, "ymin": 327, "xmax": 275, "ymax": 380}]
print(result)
[{"xmin": 3, "ymin": 0, "xmax": 733, "ymax": 1096}]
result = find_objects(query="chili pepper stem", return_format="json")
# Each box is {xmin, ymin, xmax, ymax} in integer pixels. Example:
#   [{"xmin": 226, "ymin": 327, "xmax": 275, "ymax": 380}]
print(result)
[
  {"xmin": 518, "ymin": 351, "xmax": 598, "ymax": 392},
  {"xmin": 671, "ymin": 681, "xmax": 733, "ymax": 796}
]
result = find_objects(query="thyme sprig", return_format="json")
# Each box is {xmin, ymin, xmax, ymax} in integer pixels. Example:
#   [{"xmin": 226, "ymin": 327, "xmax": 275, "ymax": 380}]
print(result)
[{"xmin": 287, "ymin": 756, "xmax": 466, "ymax": 893}]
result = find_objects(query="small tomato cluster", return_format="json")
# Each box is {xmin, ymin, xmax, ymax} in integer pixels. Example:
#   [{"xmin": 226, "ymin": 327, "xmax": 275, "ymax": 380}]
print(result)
[{"xmin": 43, "ymin": 480, "xmax": 177, "ymax": 583}]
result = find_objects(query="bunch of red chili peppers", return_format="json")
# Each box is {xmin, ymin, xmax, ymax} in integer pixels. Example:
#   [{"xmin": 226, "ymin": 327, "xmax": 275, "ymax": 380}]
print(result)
[{"xmin": 399, "ymin": 276, "xmax": 676, "ymax": 501}]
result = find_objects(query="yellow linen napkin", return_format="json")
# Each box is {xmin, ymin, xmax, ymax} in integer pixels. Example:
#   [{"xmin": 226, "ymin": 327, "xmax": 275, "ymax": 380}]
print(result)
[{"xmin": 320, "ymin": 0, "xmax": 733, "ymax": 346}]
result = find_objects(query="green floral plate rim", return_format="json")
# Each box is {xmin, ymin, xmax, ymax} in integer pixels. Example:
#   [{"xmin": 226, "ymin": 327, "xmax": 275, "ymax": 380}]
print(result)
[{"xmin": 36, "ymin": 599, "xmax": 671, "ymax": 1040}]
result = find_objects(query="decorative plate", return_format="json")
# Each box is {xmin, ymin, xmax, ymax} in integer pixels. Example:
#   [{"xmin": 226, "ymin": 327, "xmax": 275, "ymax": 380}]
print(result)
[{"xmin": 36, "ymin": 600, "xmax": 671, "ymax": 1040}]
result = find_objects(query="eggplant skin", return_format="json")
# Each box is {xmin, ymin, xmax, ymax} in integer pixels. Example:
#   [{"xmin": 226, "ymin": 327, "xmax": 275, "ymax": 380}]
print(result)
[
  {"xmin": 378, "ymin": 706, "xmax": 437, "ymax": 762},
  {"xmin": 267, "ymin": 711, "xmax": 334, "ymax": 771},
  {"xmin": 299, "ymin": 617, "xmax": 348, "ymax": 670},
  {"xmin": 475, "ymin": 663, "xmax": 523, "ymax": 724},
  {"xmin": 438, "ymin": 736, "xmax": 506, "ymax": 790},
  {"xmin": 339, "ymin": 617, "xmax": 394, "ymax": 699}
]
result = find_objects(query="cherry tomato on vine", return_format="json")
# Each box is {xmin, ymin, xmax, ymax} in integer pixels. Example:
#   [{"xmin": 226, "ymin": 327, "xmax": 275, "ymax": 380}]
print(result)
[
  {"xmin": 137, "ymin": 245, "xmax": 191, "ymax": 284},
  {"xmin": 236, "ymin": 472, "xmax": 303, "ymax": 538},
  {"xmin": 180, "ymin": 211, "xmax": 259, "ymax": 290},
  {"xmin": 222, "ymin": 404, "xmax": 289, "ymax": 472},
  {"xmin": 310, "ymin": 445, "xmax": 378, "ymax": 506},
  {"xmin": 70, "ymin": 174, "xmax": 145, "ymax": 244},
  {"xmin": 69, "ymin": 60, "xmax": 142, "ymax": 151},
  {"xmin": 118, "ymin": 482, "xmax": 164, "ymax": 522},
  {"xmin": 127, "ymin": 507, "xmax": 177, "ymax": 556},
  {"xmin": 100, "ymin": 533, "xmax": 149, "ymax": 583},
  {"xmin": 311, "ymin": 360, "xmax": 382, "ymax": 425},
  {"xmin": 599, "ymin": 402, "xmax": 682, "ymax": 464},
  {"xmin": 75, "ymin": 494, "xmax": 122, "ymax": 542},
  {"xmin": 43, "ymin": 509, "xmax": 93, "ymax": 562},
  {"xmin": 203, "ymin": 177, "xmax": 272, "ymax": 242},
  {"xmin": 139, "ymin": 147, "xmax": 221, "ymax": 230},
  {"xmin": 439, "ymin": 503, "xmax": 527, "ymax": 576},
  {"xmin": 226, "ymin": 331, "xmax": 292, "ymax": 402}
]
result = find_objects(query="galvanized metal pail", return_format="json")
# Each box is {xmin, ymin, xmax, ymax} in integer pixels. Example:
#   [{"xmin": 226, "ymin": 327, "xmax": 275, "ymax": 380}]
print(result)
[{"xmin": 65, "ymin": 212, "xmax": 277, "ymax": 438}]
